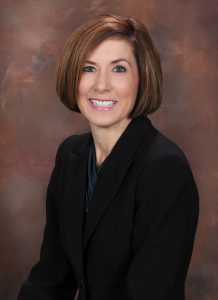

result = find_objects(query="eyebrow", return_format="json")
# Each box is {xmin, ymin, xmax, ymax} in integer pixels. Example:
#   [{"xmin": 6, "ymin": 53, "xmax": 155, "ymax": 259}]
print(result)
[{"xmin": 85, "ymin": 59, "xmax": 132, "ymax": 67}]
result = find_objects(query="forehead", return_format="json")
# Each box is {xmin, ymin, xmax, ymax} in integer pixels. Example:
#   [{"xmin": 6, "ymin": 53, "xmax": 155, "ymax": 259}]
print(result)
[{"xmin": 87, "ymin": 38, "xmax": 135, "ymax": 60}]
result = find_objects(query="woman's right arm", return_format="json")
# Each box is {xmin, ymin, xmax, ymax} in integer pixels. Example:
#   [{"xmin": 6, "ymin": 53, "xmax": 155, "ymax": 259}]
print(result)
[{"xmin": 17, "ymin": 140, "xmax": 78, "ymax": 300}]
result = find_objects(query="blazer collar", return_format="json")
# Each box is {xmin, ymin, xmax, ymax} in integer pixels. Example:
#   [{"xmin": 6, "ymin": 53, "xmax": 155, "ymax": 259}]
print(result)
[
  {"xmin": 69, "ymin": 115, "xmax": 153, "ymax": 160},
  {"xmin": 62, "ymin": 116, "xmax": 153, "ymax": 275}
]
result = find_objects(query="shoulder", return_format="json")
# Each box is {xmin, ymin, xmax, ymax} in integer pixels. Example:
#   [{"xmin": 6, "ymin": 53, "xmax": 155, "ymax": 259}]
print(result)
[
  {"xmin": 59, "ymin": 132, "xmax": 90, "ymax": 151},
  {"xmin": 55, "ymin": 132, "xmax": 91, "ymax": 165},
  {"xmin": 136, "ymin": 126, "xmax": 195, "ymax": 188},
  {"xmin": 144, "ymin": 127, "xmax": 190, "ymax": 168},
  {"xmin": 135, "ymin": 127, "xmax": 199, "ymax": 208}
]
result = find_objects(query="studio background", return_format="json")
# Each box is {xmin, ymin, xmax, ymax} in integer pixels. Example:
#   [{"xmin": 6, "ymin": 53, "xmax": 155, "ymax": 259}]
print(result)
[{"xmin": 0, "ymin": 1, "xmax": 217, "ymax": 299}]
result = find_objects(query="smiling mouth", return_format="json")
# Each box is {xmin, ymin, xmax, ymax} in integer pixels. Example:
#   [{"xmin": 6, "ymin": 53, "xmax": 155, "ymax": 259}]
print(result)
[{"xmin": 89, "ymin": 98, "xmax": 117, "ymax": 108}]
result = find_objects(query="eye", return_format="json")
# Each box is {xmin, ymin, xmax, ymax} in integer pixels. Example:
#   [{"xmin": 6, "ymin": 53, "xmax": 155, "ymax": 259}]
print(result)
[
  {"xmin": 83, "ymin": 66, "xmax": 95, "ymax": 72},
  {"xmin": 113, "ymin": 65, "xmax": 127, "ymax": 73}
]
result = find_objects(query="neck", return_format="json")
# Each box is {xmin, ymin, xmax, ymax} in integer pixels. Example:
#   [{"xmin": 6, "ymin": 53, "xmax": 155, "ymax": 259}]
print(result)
[{"xmin": 90, "ymin": 119, "xmax": 132, "ymax": 167}]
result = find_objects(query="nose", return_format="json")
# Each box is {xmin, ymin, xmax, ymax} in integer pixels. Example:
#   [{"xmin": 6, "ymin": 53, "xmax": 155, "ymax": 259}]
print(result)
[{"xmin": 93, "ymin": 70, "xmax": 110, "ymax": 92}]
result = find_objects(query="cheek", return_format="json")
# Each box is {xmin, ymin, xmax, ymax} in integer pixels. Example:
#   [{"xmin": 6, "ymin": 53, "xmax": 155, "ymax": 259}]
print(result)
[
  {"xmin": 78, "ymin": 76, "xmax": 93, "ymax": 97},
  {"xmin": 116, "ymin": 78, "xmax": 138, "ymax": 100},
  {"xmin": 129, "ymin": 76, "xmax": 139, "ymax": 100},
  {"xmin": 78, "ymin": 80, "xmax": 86, "ymax": 97}
]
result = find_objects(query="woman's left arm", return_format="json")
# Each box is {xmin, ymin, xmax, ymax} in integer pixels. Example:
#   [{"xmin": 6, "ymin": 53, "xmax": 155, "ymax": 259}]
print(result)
[{"xmin": 126, "ymin": 156, "xmax": 199, "ymax": 300}]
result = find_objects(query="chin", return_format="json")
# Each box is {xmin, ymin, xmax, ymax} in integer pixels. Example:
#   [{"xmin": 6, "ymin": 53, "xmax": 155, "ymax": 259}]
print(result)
[
  {"xmin": 89, "ymin": 116, "xmax": 131, "ymax": 130},
  {"xmin": 90, "ymin": 120, "xmax": 116, "ymax": 128}
]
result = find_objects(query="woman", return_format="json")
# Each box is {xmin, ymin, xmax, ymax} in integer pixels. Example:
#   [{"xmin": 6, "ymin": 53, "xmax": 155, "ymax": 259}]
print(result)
[{"xmin": 18, "ymin": 14, "xmax": 199, "ymax": 300}]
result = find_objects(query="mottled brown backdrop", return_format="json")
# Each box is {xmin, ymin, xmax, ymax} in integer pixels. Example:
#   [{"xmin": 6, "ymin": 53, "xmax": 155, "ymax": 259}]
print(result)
[{"xmin": 0, "ymin": 0, "xmax": 217, "ymax": 299}]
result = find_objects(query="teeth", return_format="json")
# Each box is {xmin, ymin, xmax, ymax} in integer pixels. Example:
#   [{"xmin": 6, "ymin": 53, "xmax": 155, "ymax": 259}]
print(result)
[{"xmin": 90, "ymin": 99, "xmax": 116, "ymax": 108}]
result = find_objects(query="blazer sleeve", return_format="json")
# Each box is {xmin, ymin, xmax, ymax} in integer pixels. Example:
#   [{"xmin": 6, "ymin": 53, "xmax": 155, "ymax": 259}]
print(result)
[
  {"xmin": 17, "ymin": 140, "xmax": 78, "ymax": 300},
  {"xmin": 126, "ymin": 156, "xmax": 199, "ymax": 300}
]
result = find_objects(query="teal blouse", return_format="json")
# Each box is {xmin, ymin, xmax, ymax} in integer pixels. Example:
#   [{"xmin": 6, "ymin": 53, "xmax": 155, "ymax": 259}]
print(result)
[{"xmin": 85, "ymin": 142, "xmax": 105, "ymax": 213}]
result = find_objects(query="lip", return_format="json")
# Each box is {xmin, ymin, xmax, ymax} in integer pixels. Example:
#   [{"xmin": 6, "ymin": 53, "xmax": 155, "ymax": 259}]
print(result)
[{"xmin": 87, "ymin": 98, "xmax": 117, "ymax": 111}]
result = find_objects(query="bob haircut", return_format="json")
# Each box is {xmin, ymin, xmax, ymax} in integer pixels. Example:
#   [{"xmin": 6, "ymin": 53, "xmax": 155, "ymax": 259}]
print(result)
[{"xmin": 56, "ymin": 14, "xmax": 162, "ymax": 117}]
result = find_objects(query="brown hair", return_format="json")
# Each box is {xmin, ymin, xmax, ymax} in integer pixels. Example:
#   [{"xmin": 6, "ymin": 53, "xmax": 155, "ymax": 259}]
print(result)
[{"xmin": 56, "ymin": 14, "xmax": 162, "ymax": 116}]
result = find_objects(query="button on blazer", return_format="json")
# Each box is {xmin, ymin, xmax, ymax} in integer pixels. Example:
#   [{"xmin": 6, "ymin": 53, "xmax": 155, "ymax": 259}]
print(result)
[{"xmin": 17, "ymin": 116, "xmax": 199, "ymax": 300}]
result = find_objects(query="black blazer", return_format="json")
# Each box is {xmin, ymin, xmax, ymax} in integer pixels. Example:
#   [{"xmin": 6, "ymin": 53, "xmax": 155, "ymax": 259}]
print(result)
[{"xmin": 18, "ymin": 116, "xmax": 199, "ymax": 300}]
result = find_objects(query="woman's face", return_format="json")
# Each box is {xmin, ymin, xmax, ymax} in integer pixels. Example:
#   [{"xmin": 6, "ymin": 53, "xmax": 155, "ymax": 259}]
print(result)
[{"xmin": 77, "ymin": 38, "xmax": 139, "ymax": 130}]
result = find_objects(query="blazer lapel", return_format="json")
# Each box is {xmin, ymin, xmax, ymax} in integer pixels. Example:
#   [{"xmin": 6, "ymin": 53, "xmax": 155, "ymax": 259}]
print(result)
[
  {"xmin": 61, "ymin": 134, "xmax": 91, "ymax": 276},
  {"xmin": 83, "ymin": 116, "xmax": 153, "ymax": 251},
  {"xmin": 83, "ymin": 159, "xmax": 133, "ymax": 250}
]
